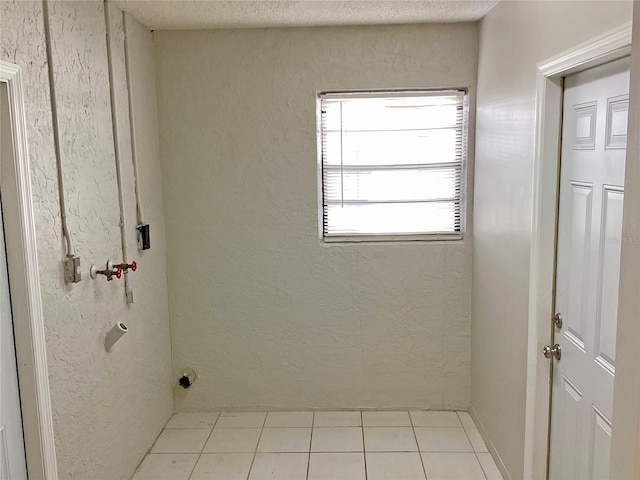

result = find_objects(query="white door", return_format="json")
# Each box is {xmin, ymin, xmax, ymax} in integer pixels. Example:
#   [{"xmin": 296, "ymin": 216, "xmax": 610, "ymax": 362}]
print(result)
[
  {"xmin": 549, "ymin": 57, "xmax": 630, "ymax": 479},
  {"xmin": 0, "ymin": 84, "xmax": 28, "ymax": 480}
]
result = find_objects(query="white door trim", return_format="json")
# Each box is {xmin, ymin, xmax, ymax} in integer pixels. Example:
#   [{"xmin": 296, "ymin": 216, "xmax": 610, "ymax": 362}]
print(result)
[
  {"xmin": 524, "ymin": 22, "xmax": 632, "ymax": 480},
  {"xmin": 0, "ymin": 60, "xmax": 58, "ymax": 480}
]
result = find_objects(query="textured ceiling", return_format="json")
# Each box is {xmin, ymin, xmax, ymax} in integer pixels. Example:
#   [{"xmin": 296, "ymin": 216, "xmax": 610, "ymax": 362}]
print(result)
[{"xmin": 112, "ymin": 0, "xmax": 499, "ymax": 30}]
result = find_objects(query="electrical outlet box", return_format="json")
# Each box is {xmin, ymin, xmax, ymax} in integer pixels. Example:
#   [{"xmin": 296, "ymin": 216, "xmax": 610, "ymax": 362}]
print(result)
[
  {"xmin": 64, "ymin": 256, "xmax": 81, "ymax": 283},
  {"xmin": 137, "ymin": 223, "xmax": 150, "ymax": 251},
  {"xmin": 125, "ymin": 284, "xmax": 134, "ymax": 304}
]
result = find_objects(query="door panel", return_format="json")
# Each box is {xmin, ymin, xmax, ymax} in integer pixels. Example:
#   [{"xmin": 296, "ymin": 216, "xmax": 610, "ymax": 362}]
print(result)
[
  {"xmin": 0, "ymin": 201, "xmax": 27, "ymax": 480},
  {"xmin": 589, "ymin": 407, "xmax": 612, "ymax": 480},
  {"xmin": 559, "ymin": 376, "xmax": 583, "ymax": 478},
  {"xmin": 566, "ymin": 182, "xmax": 593, "ymax": 349},
  {"xmin": 0, "ymin": 83, "xmax": 27, "ymax": 480},
  {"xmin": 549, "ymin": 57, "xmax": 630, "ymax": 480},
  {"xmin": 595, "ymin": 187, "xmax": 623, "ymax": 372}
]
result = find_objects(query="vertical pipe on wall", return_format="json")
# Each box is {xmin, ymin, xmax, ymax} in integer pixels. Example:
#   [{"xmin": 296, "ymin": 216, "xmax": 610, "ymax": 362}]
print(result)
[
  {"xmin": 122, "ymin": 11, "xmax": 146, "ymax": 227},
  {"xmin": 42, "ymin": 0, "xmax": 75, "ymax": 261},
  {"xmin": 104, "ymin": 1, "xmax": 133, "ymax": 303}
]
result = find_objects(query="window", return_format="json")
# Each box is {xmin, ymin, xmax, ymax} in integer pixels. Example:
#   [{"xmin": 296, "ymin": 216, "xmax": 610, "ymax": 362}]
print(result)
[{"xmin": 319, "ymin": 90, "xmax": 467, "ymax": 241}]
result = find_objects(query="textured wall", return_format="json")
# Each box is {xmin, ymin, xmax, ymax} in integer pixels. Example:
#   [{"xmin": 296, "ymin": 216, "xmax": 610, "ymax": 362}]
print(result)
[
  {"xmin": 0, "ymin": 1, "xmax": 172, "ymax": 478},
  {"xmin": 155, "ymin": 24, "xmax": 478, "ymax": 411},
  {"xmin": 472, "ymin": 1, "xmax": 633, "ymax": 478}
]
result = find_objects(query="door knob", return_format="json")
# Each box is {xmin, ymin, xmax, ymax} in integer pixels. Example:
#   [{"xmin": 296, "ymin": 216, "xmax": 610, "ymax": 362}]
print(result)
[{"xmin": 543, "ymin": 344, "xmax": 561, "ymax": 360}]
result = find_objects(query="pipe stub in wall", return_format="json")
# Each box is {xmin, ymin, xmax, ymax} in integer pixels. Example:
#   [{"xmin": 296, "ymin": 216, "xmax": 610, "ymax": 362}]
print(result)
[{"xmin": 105, "ymin": 322, "xmax": 128, "ymax": 352}]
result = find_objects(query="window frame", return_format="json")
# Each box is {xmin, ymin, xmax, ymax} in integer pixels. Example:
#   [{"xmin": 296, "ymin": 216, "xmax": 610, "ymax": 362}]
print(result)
[{"xmin": 316, "ymin": 88, "xmax": 469, "ymax": 243}]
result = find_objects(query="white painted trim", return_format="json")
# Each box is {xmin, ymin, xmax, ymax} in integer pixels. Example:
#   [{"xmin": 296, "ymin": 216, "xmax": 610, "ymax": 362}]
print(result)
[
  {"xmin": 534, "ymin": 22, "xmax": 632, "ymax": 78},
  {"xmin": 323, "ymin": 233, "xmax": 464, "ymax": 243},
  {"xmin": 0, "ymin": 60, "xmax": 58, "ymax": 479},
  {"xmin": 524, "ymin": 23, "xmax": 632, "ymax": 480},
  {"xmin": 469, "ymin": 405, "xmax": 512, "ymax": 480}
]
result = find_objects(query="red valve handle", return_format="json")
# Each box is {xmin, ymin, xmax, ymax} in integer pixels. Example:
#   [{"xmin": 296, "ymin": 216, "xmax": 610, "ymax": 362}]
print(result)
[
  {"xmin": 113, "ymin": 261, "xmax": 137, "ymax": 273},
  {"xmin": 115, "ymin": 268, "xmax": 122, "ymax": 279}
]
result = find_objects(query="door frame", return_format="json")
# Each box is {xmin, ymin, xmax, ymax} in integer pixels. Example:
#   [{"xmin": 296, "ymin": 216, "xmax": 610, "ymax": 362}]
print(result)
[
  {"xmin": 0, "ymin": 60, "xmax": 58, "ymax": 479},
  {"xmin": 523, "ymin": 22, "xmax": 633, "ymax": 480}
]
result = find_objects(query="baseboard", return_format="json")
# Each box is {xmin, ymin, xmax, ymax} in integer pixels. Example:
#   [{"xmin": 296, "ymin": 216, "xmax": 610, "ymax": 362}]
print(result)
[
  {"xmin": 175, "ymin": 405, "xmax": 469, "ymax": 413},
  {"xmin": 469, "ymin": 404, "xmax": 512, "ymax": 480}
]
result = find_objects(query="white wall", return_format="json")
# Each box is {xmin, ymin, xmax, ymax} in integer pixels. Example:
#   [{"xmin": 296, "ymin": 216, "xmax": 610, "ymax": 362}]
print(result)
[
  {"xmin": 155, "ymin": 24, "xmax": 478, "ymax": 411},
  {"xmin": 611, "ymin": 3, "xmax": 640, "ymax": 478},
  {"xmin": 472, "ymin": 1, "xmax": 633, "ymax": 478},
  {"xmin": 0, "ymin": 1, "xmax": 172, "ymax": 478}
]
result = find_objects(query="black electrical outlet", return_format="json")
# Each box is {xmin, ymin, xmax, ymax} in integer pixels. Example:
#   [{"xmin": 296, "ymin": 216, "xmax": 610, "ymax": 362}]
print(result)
[{"xmin": 137, "ymin": 223, "xmax": 150, "ymax": 251}]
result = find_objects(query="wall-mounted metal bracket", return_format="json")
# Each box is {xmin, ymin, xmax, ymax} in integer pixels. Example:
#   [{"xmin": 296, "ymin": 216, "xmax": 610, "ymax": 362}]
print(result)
[{"xmin": 553, "ymin": 313, "xmax": 563, "ymax": 329}]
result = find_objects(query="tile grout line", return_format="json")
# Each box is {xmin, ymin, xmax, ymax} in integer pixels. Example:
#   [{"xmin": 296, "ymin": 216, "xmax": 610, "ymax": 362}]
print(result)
[
  {"xmin": 410, "ymin": 411, "xmax": 429, "ymax": 480},
  {"xmin": 475, "ymin": 453, "xmax": 493, "ymax": 480},
  {"xmin": 187, "ymin": 412, "xmax": 221, "ymax": 480},
  {"xmin": 305, "ymin": 412, "xmax": 315, "ymax": 480},
  {"xmin": 361, "ymin": 411, "xmax": 368, "ymax": 480},
  {"xmin": 245, "ymin": 412, "xmax": 268, "ymax": 480},
  {"xmin": 457, "ymin": 411, "xmax": 488, "ymax": 480}
]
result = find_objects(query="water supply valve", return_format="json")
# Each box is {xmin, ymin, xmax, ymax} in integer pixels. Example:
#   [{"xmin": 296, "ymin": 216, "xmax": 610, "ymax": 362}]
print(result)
[
  {"xmin": 90, "ymin": 261, "xmax": 122, "ymax": 281},
  {"xmin": 113, "ymin": 261, "xmax": 137, "ymax": 273}
]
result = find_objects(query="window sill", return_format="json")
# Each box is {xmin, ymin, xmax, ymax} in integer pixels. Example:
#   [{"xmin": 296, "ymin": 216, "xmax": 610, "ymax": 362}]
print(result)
[{"xmin": 322, "ymin": 233, "xmax": 464, "ymax": 244}]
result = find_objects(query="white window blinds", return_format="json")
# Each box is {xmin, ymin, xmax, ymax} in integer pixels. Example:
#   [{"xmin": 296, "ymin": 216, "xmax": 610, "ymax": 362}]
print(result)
[{"xmin": 319, "ymin": 90, "xmax": 467, "ymax": 239}]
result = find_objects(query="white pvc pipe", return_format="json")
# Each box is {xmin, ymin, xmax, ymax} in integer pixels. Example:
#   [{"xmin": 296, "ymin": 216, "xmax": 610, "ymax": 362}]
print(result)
[
  {"xmin": 104, "ymin": 2, "xmax": 134, "ymax": 303},
  {"xmin": 104, "ymin": 322, "xmax": 128, "ymax": 352},
  {"xmin": 43, "ymin": 0, "xmax": 75, "ymax": 260},
  {"xmin": 122, "ymin": 11, "xmax": 145, "ymax": 226}
]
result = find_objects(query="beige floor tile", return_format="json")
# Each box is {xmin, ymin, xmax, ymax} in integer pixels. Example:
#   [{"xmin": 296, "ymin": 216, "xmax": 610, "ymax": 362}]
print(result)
[
  {"xmin": 410, "ymin": 411, "xmax": 462, "ymax": 427},
  {"xmin": 216, "ymin": 412, "xmax": 266, "ymax": 428},
  {"xmin": 257, "ymin": 428, "xmax": 311, "ymax": 453},
  {"xmin": 308, "ymin": 453, "xmax": 365, "ymax": 480},
  {"xmin": 165, "ymin": 412, "xmax": 219, "ymax": 429},
  {"xmin": 311, "ymin": 427, "xmax": 363, "ymax": 452},
  {"xmin": 422, "ymin": 453, "xmax": 485, "ymax": 480},
  {"xmin": 365, "ymin": 452, "xmax": 426, "ymax": 480},
  {"xmin": 364, "ymin": 427, "xmax": 418, "ymax": 452},
  {"xmin": 477, "ymin": 453, "xmax": 504, "ymax": 480},
  {"xmin": 248, "ymin": 453, "xmax": 309, "ymax": 479},
  {"xmin": 362, "ymin": 411, "xmax": 411, "ymax": 427},
  {"xmin": 190, "ymin": 453, "xmax": 254, "ymax": 480},
  {"xmin": 456, "ymin": 411, "xmax": 476, "ymax": 429},
  {"xmin": 314, "ymin": 411, "xmax": 362, "ymax": 427},
  {"xmin": 150, "ymin": 429, "xmax": 210, "ymax": 454},
  {"xmin": 414, "ymin": 427, "xmax": 473, "ymax": 452},
  {"xmin": 265, "ymin": 411, "xmax": 314, "ymax": 428},
  {"xmin": 203, "ymin": 428, "xmax": 261, "ymax": 453},
  {"xmin": 465, "ymin": 428, "xmax": 488, "ymax": 452},
  {"xmin": 138, "ymin": 410, "xmax": 495, "ymax": 480},
  {"xmin": 131, "ymin": 454, "xmax": 198, "ymax": 480}
]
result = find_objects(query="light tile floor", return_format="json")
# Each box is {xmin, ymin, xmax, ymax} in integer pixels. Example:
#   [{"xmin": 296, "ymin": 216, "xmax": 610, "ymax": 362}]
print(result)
[{"xmin": 132, "ymin": 411, "xmax": 504, "ymax": 480}]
